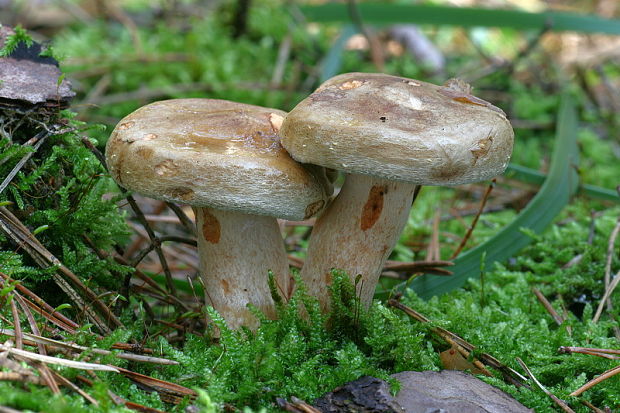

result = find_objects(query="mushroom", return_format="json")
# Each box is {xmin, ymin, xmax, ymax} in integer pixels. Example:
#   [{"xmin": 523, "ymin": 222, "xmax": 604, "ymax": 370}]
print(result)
[
  {"xmin": 279, "ymin": 73, "xmax": 514, "ymax": 312},
  {"xmin": 106, "ymin": 98, "xmax": 332, "ymax": 329}
]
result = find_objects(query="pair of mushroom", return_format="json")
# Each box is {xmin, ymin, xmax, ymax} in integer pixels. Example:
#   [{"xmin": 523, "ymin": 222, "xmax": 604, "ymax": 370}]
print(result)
[{"xmin": 106, "ymin": 73, "xmax": 514, "ymax": 329}]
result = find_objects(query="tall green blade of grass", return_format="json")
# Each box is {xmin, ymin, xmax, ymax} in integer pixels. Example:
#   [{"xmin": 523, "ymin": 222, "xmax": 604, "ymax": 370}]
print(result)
[
  {"xmin": 506, "ymin": 164, "xmax": 620, "ymax": 202},
  {"xmin": 410, "ymin": 92, "xmax": 580, "ymax": 299},
  {"xmin": 301, "ymin": 4, "xmax": 620, "ymax": 35},
  {"xmin": 320, "ymin": 24, "xmax": 358, "ymax": 82}
]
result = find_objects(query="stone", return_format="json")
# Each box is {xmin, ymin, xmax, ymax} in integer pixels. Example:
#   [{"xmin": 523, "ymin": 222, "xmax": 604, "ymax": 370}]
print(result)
[
  {"xmin": 0, "ymin": 26, "xmax": 74, "ymax": 108},
  {"xmin": 313, "ymin": 376, "xmax": 405, "ymax": 412},
  {"xmin": 391, "ymin": 370, "xmax": 533, "ymax": 413}
]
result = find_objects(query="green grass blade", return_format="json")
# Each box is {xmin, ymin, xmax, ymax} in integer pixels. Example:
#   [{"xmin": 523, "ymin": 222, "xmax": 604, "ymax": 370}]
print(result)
[
  {"xmin": 320, "ymin": 24, "xmax": 358, "ymax": 83},
  {"xmin": 506, "ymin": 164, "xmax": 620, "ymax": 202},
  {"xmin": 301, "ymin": 4, "xmax": 620, "ymax": 35},
  {"xmin": 410, "ymin": 92, "xmax": 580, "ymax": 299}
]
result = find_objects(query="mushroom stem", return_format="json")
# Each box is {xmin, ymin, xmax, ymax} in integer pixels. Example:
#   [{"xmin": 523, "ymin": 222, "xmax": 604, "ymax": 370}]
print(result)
[
  {"xmin": 299, "ymin": 174, "xmax": 416, "ymax": 313},
  {"xmin": 194, "ymin": 207, "xmax": 290, "ymax": 329}
]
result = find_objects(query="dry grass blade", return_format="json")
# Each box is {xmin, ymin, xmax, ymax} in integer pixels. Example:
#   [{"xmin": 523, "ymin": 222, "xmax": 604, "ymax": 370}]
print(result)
[
  {"xmin": 387, "ymin": 298, "xmax": 528, "ymax": 385},
  {"xmin": 570, "ymin": 364, "xmax": 620, "ymax": 397},
  {"xmin": 593, "ymin": 268, "xmax": 620, "ymax": 323},
  {"xmin": 532, "ymin": 288, "xmax": 563, "ymax": 324},
  {"xmin": 51, "ymin": 370, "xmax": 99, "ymax": 406},
  {"xmin": 532, "ymin": 288, "xmax": 572, "ymax": 335},
  {"xmin": 110, "ymin": 343, "xmax": 154, "ymax": 354},
  {"xmin": 277, "ymin": 396, "xmax": 322, "ymax": 413},
  {"xmin": 0, "ymin": 207, "xmax": 122, "ymax": 332},
  {"xmin": 593, "ymin": 217, "xmax": 620, "ymax": 323},
  {"xmin": 450, "ymin": 179, "xmax": 495, "ymax": 259},
  {"xmin": 76, "ymin": 374, "xmax": 168, "ymax": 413},
  {"xmin": 9, "ymin": 299, "xmax": 21, "ymax": 350},
  {"xmin": 0, "ymin": 344, "xmax": 119, "ymax": 372},
  {"xmin": 558, "ymin": 346, "xmax": 620, "ymax": 360},
  {"xmin": 0, "ymin": 272, "xmax": 79, "ymax": 333},
  {"xmin": 382, "ymin": 260, "xmax": 454, "ymax": 279},
  {"xmin": 289, "ymin": 256, "xmax": 454, "ymax": 276},
  {"xmin": 579, "ymin": 400, "xmax": 606, "ymax": 413},
  {"xmin": 0, "ymin": 130, "xmax": 49, "ymax": 196},
  {"xmin": 115, "ymin": 366, "xmax": 197, "ymax": 404},
  {"xmin": 516, "ymin": 357, "xmax": 575, "ymax": 413},
  {"xmin": 0, "ymin": 329, "xmax": 179, "ymax": 365},
  {"xmin": 123, "ymin": 401, "xmax": 168, "ymax": 413},
  {"xmin": 384, "ymin": 260, "xmax": 454, "ymax": 272},
  {"xmin": 0, "ymin": 371, "xmax": 43, "ymax": 385},
  {"xmin": 13, "ymin": 291, "xmax": 60, "ymax": 393}
]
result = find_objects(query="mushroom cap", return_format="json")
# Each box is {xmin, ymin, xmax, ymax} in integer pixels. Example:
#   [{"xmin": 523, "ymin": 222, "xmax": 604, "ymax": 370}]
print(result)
[
  {"xmin": 106, "ymin": 98, "xmax": 332, "ymax": 220},
  {"xmin": 280, "ymin": 73, "xmax": 514, "ymax": 186}
]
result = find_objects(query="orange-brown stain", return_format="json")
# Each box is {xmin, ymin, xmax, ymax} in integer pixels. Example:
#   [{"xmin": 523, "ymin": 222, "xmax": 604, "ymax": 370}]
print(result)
[
  {"xmin": 452, "ymin": 96, "xmax": 487, "ymax": 107},
  {"xmin": 431, "ymin": 163, "xmax": 465, "ymax": 181},
  {"xmin": 221, "ymin": 279, "xmax": 231, "ymax": 294},
  {"xmin": 324, "ymin": 271, "xmax": 333, "ymax": 284},
  {"xmin": 117, "ymin": 121, "xmax": 135, "ymax": 130},
  {"xmin": 201, "ymin": 209, "xmax": 221, "ymax": 243},
  {"xmin": 339, "ymin": 80, "xmax": 364, "ymax": 90},
  {"xmin": 167, "ymin": 187, "xmax": 195, "ymax": 201},
  {"xmin": 135, "ymin": 146, "xmax": 154, "ymax": 160},
  {"xmin": 360, "ymin": 185, "xmax": 388, "ymax": 231}
]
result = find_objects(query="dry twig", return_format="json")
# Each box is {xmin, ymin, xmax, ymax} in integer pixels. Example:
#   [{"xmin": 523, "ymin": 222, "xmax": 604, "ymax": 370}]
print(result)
[
  {"xmin": 115, "ymin": 366, "xmax": 197, "ymax": 404},
  {"xmin": 532, "ymin": 288, "xmax": 572, "ymax": 335},
  {"xmin": 593, "ymin": 268, "xmax": 620, "ymax": 324},
  {"xmin": 0, "ymin": 272, "xmax": 79, "ymax": 333},
  {"xmin": 593, "ymin": 217, "xmax": 620, "ymax": 323},
  {"xmin": 451, "ymin": 179, "xmax": 495, "ymax": 259},
  {"xmin": 277, "ymin": 396, "xmax": 322, "ymax": 413},
  {"xmin": 570, "ymin": 364, "xmax": 620, "ymax": 397},
  {"xmin": 559, "ymin": 346, "xmax": 620, "ymax": 360},
  {"xmin": 0, "ymin": 130, "xmax": 49, "ymax": 195},
  {"xmin": 0, "ymin": 343, "xmax": 119, "ymax": 372},
  {"xmin": 0, "ymin": 329, "xmax": 179, "ymax": 365},
  {"xmin": 388, "ymin": 298, "xmax": 528, "ymax": 386},
  {"xmin": 0, "ymin": 207, "xmax": 122, "ymax": 333},
  {"xmin": 516, "ymin": 357, "xmax": 575, "ymax": 413}
]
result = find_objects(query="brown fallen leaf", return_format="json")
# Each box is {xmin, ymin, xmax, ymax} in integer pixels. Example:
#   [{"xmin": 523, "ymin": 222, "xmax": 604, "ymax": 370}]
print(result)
[
  {"xmin": 115, "ymin": 366, "xmax": 197, "ymax": 404},
  {"xmin": 440, "ymin": 344, "xmax": 488, "ymax": 375}
]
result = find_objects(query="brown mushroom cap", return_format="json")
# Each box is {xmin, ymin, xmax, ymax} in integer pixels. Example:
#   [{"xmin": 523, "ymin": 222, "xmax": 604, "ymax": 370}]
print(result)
[
  {"xmin": 106, "ymin": 99, "xmax": 332, "ymax": 220},
  {"xmin": 280, "ymin": 73, "xmax": 514, "ymax": 186}
]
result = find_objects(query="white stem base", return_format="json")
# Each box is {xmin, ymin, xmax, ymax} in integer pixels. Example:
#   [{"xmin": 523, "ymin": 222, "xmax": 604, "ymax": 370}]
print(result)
[
  {"xmin": 194, "ymin": 208, "xmax": 290, "ymax": 329},
  {"xmin": 299, "ymin": 174, "xmax": 416, "ymax": 312}
]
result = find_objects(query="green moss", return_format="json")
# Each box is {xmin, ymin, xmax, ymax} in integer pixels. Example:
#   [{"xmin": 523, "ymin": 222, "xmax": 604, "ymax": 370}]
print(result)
[
  {"xmin": 3, "ymin": 4, "xmax": 620, "ymax": 412},
  {"xmin": 0, "ymin": 25, "xmax": 33, "ymax": 57}
]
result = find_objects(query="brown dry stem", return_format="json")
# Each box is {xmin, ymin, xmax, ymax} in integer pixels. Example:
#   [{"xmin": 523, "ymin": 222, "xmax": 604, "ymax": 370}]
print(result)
[
  {"xmin": 516, "ymin": 357, "xmax": 575, "ymax": 413},
  {"xmin": 387, "ymin": 298, "xmax": 528, "ymax": 386}
]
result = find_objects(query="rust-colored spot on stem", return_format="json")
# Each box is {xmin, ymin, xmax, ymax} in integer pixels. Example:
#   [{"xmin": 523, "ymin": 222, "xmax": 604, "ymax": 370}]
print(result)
[
  {"xmin": 360, "ymin": 185, "xmax": 387, "ymax": 231},
  {"xmin": 201, "ymin": 209, "xmax": 221, "ymax": 244},
  {"xmin": 221, "ymin": 279, "xmax": 230, "ymax": 294}
]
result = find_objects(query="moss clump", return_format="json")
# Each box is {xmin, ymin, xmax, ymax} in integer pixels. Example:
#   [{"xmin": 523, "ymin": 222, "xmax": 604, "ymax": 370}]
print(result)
[{"xmin": 2, "ymin": 204, "xmax": 619, "ymax": 412}]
